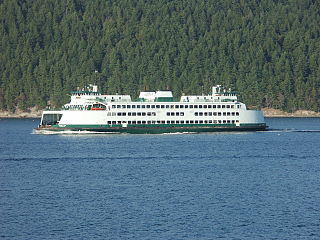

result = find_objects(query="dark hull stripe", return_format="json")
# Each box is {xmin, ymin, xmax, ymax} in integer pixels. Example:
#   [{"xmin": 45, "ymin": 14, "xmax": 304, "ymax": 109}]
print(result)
[{"xmin": 36, "ymin": 124, "xmax": 267, "ymax": 134}]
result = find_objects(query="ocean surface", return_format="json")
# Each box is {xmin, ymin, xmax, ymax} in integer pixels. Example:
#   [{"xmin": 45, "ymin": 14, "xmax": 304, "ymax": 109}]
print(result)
[{"xmin": 0, "ymin": 117, "xmax": 320, "ymax": 240}]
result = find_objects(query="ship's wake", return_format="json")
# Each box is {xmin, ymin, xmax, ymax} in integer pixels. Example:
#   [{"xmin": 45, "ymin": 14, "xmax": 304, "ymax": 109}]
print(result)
[{"xmin": 32, "ymin": 130, "xmax": 117, "ymax": 135}]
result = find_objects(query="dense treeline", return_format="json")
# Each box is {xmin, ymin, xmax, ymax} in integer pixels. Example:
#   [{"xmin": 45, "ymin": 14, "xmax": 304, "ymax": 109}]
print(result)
[{"xmin": 0, "ymin": 0, "xmax": 319, "ymax": 112}]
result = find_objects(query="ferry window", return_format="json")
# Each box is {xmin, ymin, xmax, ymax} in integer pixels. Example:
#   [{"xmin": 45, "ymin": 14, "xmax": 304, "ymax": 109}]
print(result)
[
  {"xmin": 127, "ymin": 105, "xmax": 131, "ymax": 109},
  {"xmin": 142, "ymin": 112, "xmax": 146, "ymax": 116},
  {"xmin": 204, "ymin": 120, "xmax": 208, "ymax": 124},
  {"xmin": 195, "ymin": 112, "xmax": 198, "ymax": 116},
  {"xmin": 199, "ymin": 105, "xmax": 202, "ymax": 109},
  {"xmin": 209, "ymin": 120, "xmax": 212, "ymax": 123},
  {"xmin": 166, "ymin": 105, "xmax": 169, "ymax": 108},
  {"xmin": 161, "ymin": 105, "xmax": 165, "ymax": 108},
  {"xmin": 148, "ymin": 112, "xmax": 152, "ymax": 116},
  {"xmin": 112, "ymin": 105, "xmax": 116, "ymax": 109},
  {"xmin": 213, "ymin": 112, "xmax": 217, "ymax": 116},
  {"xmin": 204, "ymin": 112, "xmax": 208, "ymax": 116},
  {"xmin": 108, "ymin": 121, "xmax": 111, "ymax": 124},
  {"xmin": 222, "ymin": 105, "xmax": 225, "ymax": 108},
  {"xmin": 128, "ymin": 121, "xmax": 132, "ymax": 124},
  {"xmin": 199, "ymin": 112, "xmax": 203, "ymax": 116},
  {"xmin": 132, "ymin": 105, "xmax": 136, "ymax": 109},
  {"xmin": 147, "ymin": 121, "xmax": 151, "ymax": 124},
  {"xmin": 227, "ymin": 120, "xmax": 230, "ymax": 123},
  {"xmin": 152, "ymin": 121, "xmax": 156, "ymax": 124},
  {"xmin": 161, "ymin": 121, "xmax": 165, "ymax": 124},
  {"xmin": 209, "ymin": 112, "xmax": 212, "ymax": 116},
  {"xmin": 214, "ymin": 120, "xmax": 217, "ymax": 124},
  {"xmin": 176, "ymin": 121, "xmax": 180, "ymax": 124},
  {"xmin": 151, "ymin": 105, "xmax": 155, "ymax": 109},
  {"xmin": 236, "ymin": 120, "xmax": 239, "ymax": 123},
  {"xmin": 122, "ymin": 112, "xmax": 126, "ymax": 116},
  {"xmin": 190, "ymin": 120, "xmax": 194, "ymax": 124},
  {"xmin": 167, "ymin": 112, "xmax": 170, "ymax": 116},
  {"xmin": 232, "ymin": 112, "xmax": 235, "ymax": 116},
  {"xmin": 185, "ymin": 105, "xmax": 188, "ymax": 108},
  {"xmin": 231, "ymin": 105, "xmax": 234, "ymax": 108},
  {"xmin": 132, "ymin": 112, "xmax": 136, "ymax": 116},
  {"xmin": 117, "ymin": 112, "xmax": 121, "ymax": 116},
  {"xmin": 180, "ymin": 112, "xmax": 184, "ymax": 116},
  {"xmin": 167, "ymin": 120, "xmax": 170, "ymax": 124},
  {"xmin": 195, "ymin": 120, "xmax": 198, "ymax": 124},
  {"xmin": 171, "ymin": 112, "xmax": 175, "ymax": 116},
  {"xmin": 194, "ymin": 105, "xmax": 198, "ymax": 109},
  {"xmin": 152, "ymin": 112, "xmax": 156, "ymax": 116},
  {"xmin": 223, "ymin": 112, "xmax": 226, "ymax": 116},
  {"xmin": 122, "ymin": 105, "xmax": 126, "ymax": 108},
  {"xmin": 142, "ymin": 121, "xmax": 146, "ymax": 124},
  {"xmin": 147, "ymin": 105, "xmax": 150, "ymax": 108},
  {"xmin": 137, "ymin": 112, "xmax": 142, "ymax": 116},
  {"xmin": 117, "ymin": 105, "xmax": 121, "ymax": 108},
  {"xmin": 213, "ymin": 105, "xmax": 216, "ymax": 108},
  {"xmin": 218, "ymin": 112, "xmax": 221, "ymax": 116},
  {"xmin": 157, "ymin": 121, "xmax": 161, "ymax": 124},
  {"xmin": 171, "ymin": 120, "xmax": 175, "ymax": 124},
  {"xmin": 186, "ymin": 120, "xmax": 189, "ymax": 124},
  {"xmin": 138, "ymin": 121, "xmax": 141, "ymax": 124},
  {"xmin": 217, "ymin": 105, "xmax": 221, "ymax": 108},
  {"xmin": 236, "ymin": 112, "xmax": 240, "ymax": 116},
  {"xmin": 237, "ymin": 105, "xmax": 241, "ymax": 109},
  {"xmin": 107, "ymin": 112, "xmax": 111, "ymax": 116},
  {"xmin": 128, "ymin": 112, "xmax": 131, "ymax": 116},
  {"xmin": 208, "ymin": 105, "xmax": 212, "ymax": 108},
  {"xmin": 175, "ymin": 112, "xmax": 179, "ymax": 116},
  {"xmin": 171, "ymin": 105, "xmax": 174, "ymax": 108},
  {"xmin": 142, "ymin": 105, "xmax": 145, "ymax": 108},
  {"xmin": 137, "ymin": 105, "xmax": 141, "ymax": 109},
  {"xmin": 223, "ymin": 120, "xmax": 226, "ymax": 123},
  {"xmin": 180, "ymin": 105, "xmax": 183, "ymax": 108},
  {"xmin": 156, "ymin": 105, "xmax": 160, "ymax": 109},
  {"xmin": 189, "ymin": 105, "xmax": 193, "ymax": 109},
  {"xmin": 112, "ymin": 121, "xmax": 116, "ymax": 124},
  {"xmin": 204, "ymin": 105, "xmax": 207, "ymax": 109},
  {"xmin": 175, "ymin": 105, "xmax": 179, "ymax": 109},
  {"xmin": 227, "ymin": 105, "xmax": 230, "ymax": 108},
  {"xmin": 181, "ymin": 121, "xmax": 184, "ymax": 124},
  {"xmin": 112, "ymin": 112, "xmax": 116, "ymax": 116},
  {"xmin": 132, "ymin": 121, "xmax": 136, "ymax": 124},
  {"xmin": 227, "ymin": 112, "xmax": 230, "ymax": 116},
  {"xmin": 232, "ymin": 120, "xmax": 235, "ymax": 123}
]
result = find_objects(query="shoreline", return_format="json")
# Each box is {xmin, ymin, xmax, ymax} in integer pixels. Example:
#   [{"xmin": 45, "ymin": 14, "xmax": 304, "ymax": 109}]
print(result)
[{"xmin": 0, "ymin": 107, "xmax": 320, "ymax": 118}]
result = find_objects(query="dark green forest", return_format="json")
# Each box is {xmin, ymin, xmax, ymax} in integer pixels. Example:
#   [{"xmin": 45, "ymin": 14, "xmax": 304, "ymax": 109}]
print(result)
[{"xmin": 1, "ymin": 0, "xmax": 319, "ymax": 112}]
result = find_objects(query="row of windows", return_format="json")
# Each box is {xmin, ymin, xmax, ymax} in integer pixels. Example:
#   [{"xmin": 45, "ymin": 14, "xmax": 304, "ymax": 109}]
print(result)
[
  {"xmin": 107, "ymin": 111, "xmax": 240, "ymax": 117},
  {"xmin": 107, "ymin": 120, "xmax": 239, "ymax": 125},
  {"xmin": 107, "ymin": 111, "xmax": 239, "ymax": 117},
  {"xmin": 112, "ymin": 104, "xmax": 240, "ymax": 109},
  {"xmin": 107, "ymin": 112, "xmax": 157, "ymax": 116},
  {"xmin": 195, "ymin": 112, "xmax": 240, "ymax": 116},
  {"xmin": 166, "ymin": 112, "xmax": 185, "ymax": 116}
]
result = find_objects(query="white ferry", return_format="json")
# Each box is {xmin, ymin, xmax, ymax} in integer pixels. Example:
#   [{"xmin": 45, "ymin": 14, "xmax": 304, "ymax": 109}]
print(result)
[{"xmin": 35, "ymin": 84, "xmax": 267, "ymax": 133}]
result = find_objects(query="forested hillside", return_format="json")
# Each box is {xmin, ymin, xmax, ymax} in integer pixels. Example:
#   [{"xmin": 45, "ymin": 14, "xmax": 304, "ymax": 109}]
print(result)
[{"xmin": 1, "ymin": 0, "xmax": 319, "ymax": 112}]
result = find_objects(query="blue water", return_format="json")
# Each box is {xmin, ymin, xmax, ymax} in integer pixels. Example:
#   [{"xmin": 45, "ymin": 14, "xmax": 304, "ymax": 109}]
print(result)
[{"xmin": 0, "ymin": 118, "xmax": 320, "ymax": 239}]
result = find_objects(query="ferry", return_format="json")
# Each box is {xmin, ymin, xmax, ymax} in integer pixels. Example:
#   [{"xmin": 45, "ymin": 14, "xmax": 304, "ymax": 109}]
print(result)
[{"xmin": 35, "ymin": 84, "xmax": 267, "ymax": 133}]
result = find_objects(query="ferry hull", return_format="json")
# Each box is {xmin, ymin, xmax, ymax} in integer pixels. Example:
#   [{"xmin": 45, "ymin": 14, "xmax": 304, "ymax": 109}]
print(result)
[{"xmin": 35, "ymin": 124, "xmax": 267, "ymax": 134}]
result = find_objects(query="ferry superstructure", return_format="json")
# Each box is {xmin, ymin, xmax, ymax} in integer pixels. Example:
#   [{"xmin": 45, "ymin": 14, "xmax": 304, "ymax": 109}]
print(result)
[{"xmin": 36, "ymin": 85, "xmax": 267, "ymax": 133}]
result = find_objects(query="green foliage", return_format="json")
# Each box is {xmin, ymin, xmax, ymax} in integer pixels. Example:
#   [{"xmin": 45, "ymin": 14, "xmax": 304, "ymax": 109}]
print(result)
[{"xmin": 1, "ymin": 0, "xmax": 319, "ymax": 112}]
